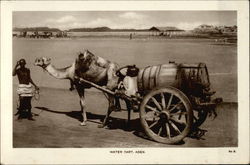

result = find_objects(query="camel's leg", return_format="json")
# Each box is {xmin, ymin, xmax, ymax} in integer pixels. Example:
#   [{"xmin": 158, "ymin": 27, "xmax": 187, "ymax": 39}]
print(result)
[
  {"xmin": 79, "ymin": 96, "xmax": 87, "ymax": 126},
  {"xmin": 115, "ymin": 97, "xmax": 121, "ymax": 111},
  {"xmin": 76, "ymin": 87, "xmax": 87, "ymax": 126},
  {"xmin": 69, "ymin": 79, "xmax": 75, "ymax": 91},
  {"xmin": 98, "ymin": 94, "xmax": 115, "ymax": 128},
  {"xmin": 98, "ymin": 107, "xmax": 112, "ymax": 128},
  {"xmin": 106, "ymin": 63, "xmax": 118, "ymax": 89},
  {"xmin": 98, "ymin": 63, "xmax": 118, "ymax": 128}
]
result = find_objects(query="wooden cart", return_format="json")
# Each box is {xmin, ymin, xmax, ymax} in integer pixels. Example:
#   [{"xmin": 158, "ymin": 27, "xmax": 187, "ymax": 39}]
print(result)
[{"xmin": 76, "ymin": 62, "xmax": 222, "ymax": 144}]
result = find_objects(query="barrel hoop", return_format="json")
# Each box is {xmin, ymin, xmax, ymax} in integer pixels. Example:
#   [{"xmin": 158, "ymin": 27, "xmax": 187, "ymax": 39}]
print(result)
[
  {"xmin": 198, "ymin": 62, "xmax": 210, "ymax": 86},
  {"xmin": 156, "ymin": 64, "xmax": 162, "ymax": 86},
  {"xmin": 153, "ymin": 66, "xmax": 159, "ymax": 88},
  {"xmin": 137, "ymin": 69, "xmax": 143, "ymax": 90},
  {"xmin": 180, "ymin": 66, "xmax": 201, "ymax": 69},
  {"xmin": 148, "ymin": 66, "xmax": 153, "ymax": 90},
  {"xmin": 142, "ymin": 66, "xmax": 151, "ymax": 90},
  {"xmin": 148, "ymin": 66, "xmax": 160, "ymax": 89},
  {"xmin": 204, "ymin": 64, "xmax": 210, "ymax": 84}
]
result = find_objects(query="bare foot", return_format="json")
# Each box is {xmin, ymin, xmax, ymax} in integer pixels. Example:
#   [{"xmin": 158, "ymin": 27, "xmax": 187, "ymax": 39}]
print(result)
[
  {"xmin": 28, "ymin": 117, "xmax": 35, "ymax": 121},
  {"xmin": 80, "ymin": 122, "xmax": 87, "ymax": 126}
]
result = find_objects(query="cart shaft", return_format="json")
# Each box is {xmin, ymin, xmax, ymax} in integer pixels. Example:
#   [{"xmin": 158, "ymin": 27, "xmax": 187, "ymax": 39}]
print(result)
[{"xmin": 75, "ymin": 76, "xmax": 115, "ymax": 95}]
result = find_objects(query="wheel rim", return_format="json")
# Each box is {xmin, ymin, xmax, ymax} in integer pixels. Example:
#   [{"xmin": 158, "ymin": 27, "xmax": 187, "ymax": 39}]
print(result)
[{"xmin": 140, "ymin": 87, "xmax": 193, "ymax": 144}]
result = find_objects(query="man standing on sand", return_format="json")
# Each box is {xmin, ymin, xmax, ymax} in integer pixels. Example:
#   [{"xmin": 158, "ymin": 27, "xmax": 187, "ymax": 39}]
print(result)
[{"xmin": 13, "ymin": 59, "xmax": 39, "ymax": 120}]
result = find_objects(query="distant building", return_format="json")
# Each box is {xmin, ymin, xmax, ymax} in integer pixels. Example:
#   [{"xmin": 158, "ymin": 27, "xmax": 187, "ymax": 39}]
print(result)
[
  {"xmin": 193, "ymin": 24, "xmax": 237, "ymax": 35},
  {"xmin": 198, "ymin": 24, "xmax": 214, "ymax": 29},
  {"xmin": 149, "ymin": 26, "xmax": 185, "ymax": 37},
  {"xmin": 217, "ymin": 25, "xmax": 237, "ymax": 33},
  {"xmin": 13, "ymin": 27, "xmax": 67, "ymax": 38},
  {"xmin": 55, "ymin": 31, "xmax": 67, "ymax": 37}
]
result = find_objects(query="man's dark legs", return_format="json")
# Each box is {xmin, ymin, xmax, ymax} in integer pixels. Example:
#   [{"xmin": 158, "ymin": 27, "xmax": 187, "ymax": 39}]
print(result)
[
  {"xmin": 25, "ymin": 97, "xmax": 34, "ymax": 120},
  {"xmin": 17, "ymin": 96, "xmax": 25, "ymax": 119},
  {"xmin": 16, "ymin": 96, "xmax": 34, "ymax": 120}
]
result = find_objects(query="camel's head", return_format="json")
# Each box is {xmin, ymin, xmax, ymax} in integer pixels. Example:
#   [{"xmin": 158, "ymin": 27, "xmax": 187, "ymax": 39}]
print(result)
[
  {"xmin": 34, "ymin": 57, "xmax": 51, "ymax": 68},
  {"xmin": 76, "ymin": 50, "xmax": 94, "ymax": 62},
  {"xmin": 75, "ymin": 50, "xmax": 94, "ymax": 72}
]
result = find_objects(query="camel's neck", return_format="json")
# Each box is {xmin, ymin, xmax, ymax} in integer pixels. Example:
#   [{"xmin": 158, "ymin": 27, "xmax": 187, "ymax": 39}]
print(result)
[{"xmin": 45, "ymin": 63, "xmax": 75, "ymax": 80}]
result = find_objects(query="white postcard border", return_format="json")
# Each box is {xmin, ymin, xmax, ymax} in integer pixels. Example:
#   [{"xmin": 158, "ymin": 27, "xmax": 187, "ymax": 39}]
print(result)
[{"xmin": 1, "ymin": 1, "xmax": 249, "ymax": 164}]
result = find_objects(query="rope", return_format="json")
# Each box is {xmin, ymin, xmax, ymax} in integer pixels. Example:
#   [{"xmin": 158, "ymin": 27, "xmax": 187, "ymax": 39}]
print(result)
[
  {"xmin": 103, "ymin": 92, "xmax": 109, "ymax": 100},
  {"xmin": 32, "ymin": 109, "xmax": 43, "ymax": 116},
  {"xmin": 32, "ymin": 89, "xmax": 42, "ymax": 116},
  {"xmin": 33, "ymin": 89, "xmax": 40, "ymax": 101}
]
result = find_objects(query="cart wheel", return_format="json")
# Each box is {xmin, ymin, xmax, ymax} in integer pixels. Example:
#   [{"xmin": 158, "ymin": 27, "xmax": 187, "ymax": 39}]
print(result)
[
  {"xmin": 193, "ymin": 109, "xmax": 208, "ymax": 128},
  {"xmin": 140, "ymin": 87, "xmax": 193, "ymax": 144}
]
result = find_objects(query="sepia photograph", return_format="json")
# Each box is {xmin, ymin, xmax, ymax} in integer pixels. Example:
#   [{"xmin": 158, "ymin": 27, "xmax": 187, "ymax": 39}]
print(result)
[
  {"xmin": 12, "ymin": 10, "xmax": 237, "ymax": 148},
  {"xmin": 1, "ymin": 1, "xmax": 249, "ymax": 164}
]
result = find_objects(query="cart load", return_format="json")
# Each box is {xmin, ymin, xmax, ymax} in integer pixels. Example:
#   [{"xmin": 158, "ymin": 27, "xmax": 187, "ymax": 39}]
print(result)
[{"xmin": 137, "ymin": 62, "xmax": 212, "ymax": 96}]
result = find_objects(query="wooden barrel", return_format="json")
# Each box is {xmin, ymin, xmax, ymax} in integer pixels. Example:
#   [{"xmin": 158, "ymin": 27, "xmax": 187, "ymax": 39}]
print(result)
[{"xmin": 137, "ymin": 64, "xmax": 179, "ymax": 91}]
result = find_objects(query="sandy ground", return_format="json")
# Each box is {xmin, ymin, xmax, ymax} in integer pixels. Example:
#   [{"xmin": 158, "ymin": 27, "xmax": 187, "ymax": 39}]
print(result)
[
  {"xmin": 13, "ymin": 38, "xmax": 237, "ymax": 102},
  {"xmin": 12, "ymin": 38, "xmax": 237, "ymax": 147},
  {"xmin": 13, "ymin": 86, "xmax": 237, "ymax": 148}
]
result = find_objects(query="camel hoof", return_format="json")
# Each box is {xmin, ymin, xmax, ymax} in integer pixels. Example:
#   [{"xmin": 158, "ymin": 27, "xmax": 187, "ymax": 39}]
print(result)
[{"xmin": 80, "ymin": 122, "xmax": 87, "ymax": 126}]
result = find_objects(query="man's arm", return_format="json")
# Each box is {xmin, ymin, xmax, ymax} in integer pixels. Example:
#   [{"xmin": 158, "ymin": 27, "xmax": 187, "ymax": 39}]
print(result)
[
  {"xmin": 30, "ymin": 79, "xmax": 39, "ymax": 90},
  {"xmin": 12, "ymin": 62, "xmax": 19, "ymax": 76},
  {"xmin": 28, "ymin": 69, "xmax": 39, "ymax": 90}
]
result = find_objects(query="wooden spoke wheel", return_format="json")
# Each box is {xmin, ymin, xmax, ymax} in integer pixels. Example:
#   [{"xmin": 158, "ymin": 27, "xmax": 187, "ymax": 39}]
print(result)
[{"xmin": 140, "ymin": 87, "xmax": 193, "ymax": 144}]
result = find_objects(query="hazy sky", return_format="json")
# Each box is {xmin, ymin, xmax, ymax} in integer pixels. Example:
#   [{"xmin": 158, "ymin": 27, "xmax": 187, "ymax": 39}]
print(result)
[{"xmin": 13, "ymin": 11, "xmax": 237, "ymax": 30}]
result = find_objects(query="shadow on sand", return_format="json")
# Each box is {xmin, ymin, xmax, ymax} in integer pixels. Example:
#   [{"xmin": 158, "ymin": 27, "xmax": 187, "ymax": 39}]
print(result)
[
  {"xmin": 35, "ymin": 106, "xmax": 206, "ymax": 144},
  {"xmin": 35, "ymin": 106, "xmax": 153, "ymax": 142}
]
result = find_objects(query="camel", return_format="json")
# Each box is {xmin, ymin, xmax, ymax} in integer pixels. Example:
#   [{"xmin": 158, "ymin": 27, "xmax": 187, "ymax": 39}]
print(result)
[{"xmin": 34, "ymin": 49, "xmax": 121, "ymax": 127}]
